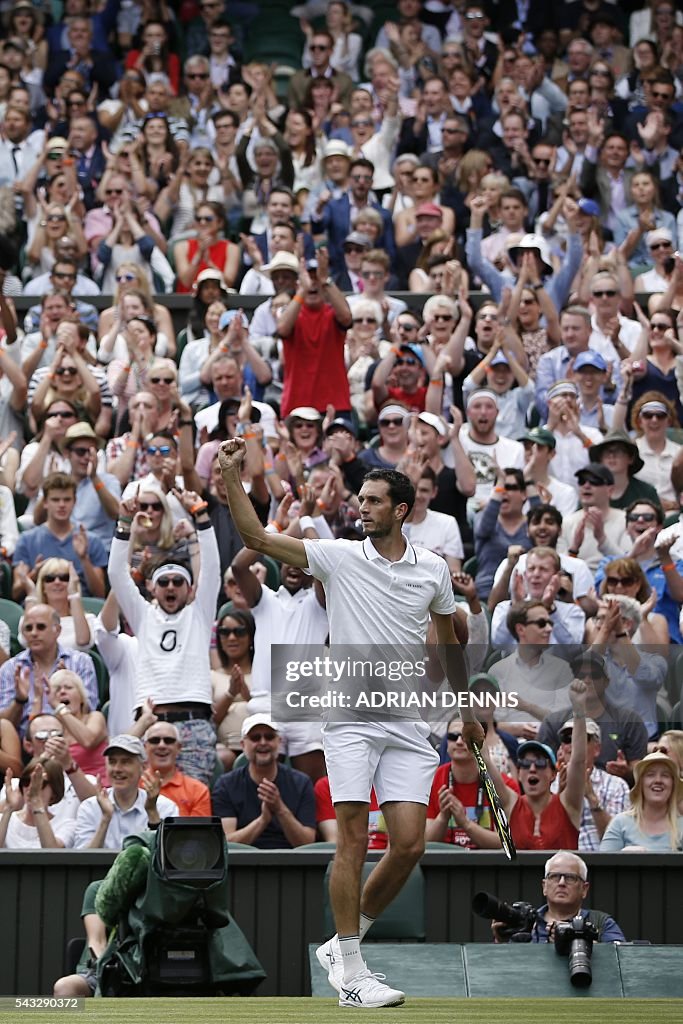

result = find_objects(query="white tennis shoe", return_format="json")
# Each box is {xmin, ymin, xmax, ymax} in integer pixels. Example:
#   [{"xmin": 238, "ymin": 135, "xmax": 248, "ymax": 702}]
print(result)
[
  {"xmin": 338, "ymin": 967, "xmax": 405, "ymax": 1008},
  {"xmin": 315, "ymin": 935, "xmax": 344, "ymax": 992}
]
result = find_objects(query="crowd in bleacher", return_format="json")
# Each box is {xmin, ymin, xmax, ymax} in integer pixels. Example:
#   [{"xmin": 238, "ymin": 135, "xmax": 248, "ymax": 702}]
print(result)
[{"xmin": 0, "ymin": 0, "xmax": 683, "ymax": 856}]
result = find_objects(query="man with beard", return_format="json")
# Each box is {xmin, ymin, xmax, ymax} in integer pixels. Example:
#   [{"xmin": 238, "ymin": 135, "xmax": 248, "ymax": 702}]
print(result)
[{"xmin": 458, "ymin": 390, "xmax": 524, "ymax": 512}]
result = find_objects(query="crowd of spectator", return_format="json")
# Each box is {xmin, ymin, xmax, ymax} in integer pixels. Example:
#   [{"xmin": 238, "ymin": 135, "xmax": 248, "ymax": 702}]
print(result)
[{"xmin": 0, "ymin": 0, "xmax": 683, "ymax": 862}]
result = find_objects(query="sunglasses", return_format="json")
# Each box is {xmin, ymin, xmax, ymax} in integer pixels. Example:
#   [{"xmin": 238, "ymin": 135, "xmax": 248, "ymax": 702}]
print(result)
[
  {"xmin": 352, "ymin": 317, "xmax": 377, "ymax": 325},
  {"xmin": 397, "ymin": 321, "xmax": 417, "ymax": 330},
  {"xmin": 352, "ymin": 119, "xmax": 373, "ymax": 128},
  {"xmin": 477, "ymin": 313, "xmax": 498, "ymax": 321},
  {"xmin": 592, "ymin": 289, "xmax": 617, "ymax": 298},
  {"xmin": 650, "ymin": 320, "xmax": 671, "ymax": 328},
  {"xmin": 651, "ymin": 90, "xmax": 673, "ymax": 99},
  {"xmin": 69, "ymin": 446, "xmax": 92, "ymax": 457},
  {"xmin": 47, "ymin": 213, "xmax": 66, "ymax": 222},
  {"xmin": 641, "ymin": 410, "xmax": 668, "ymax": 420},
  {"xmin": 578, "ymin": 477, "xmax": 606, "ymax": 486},
  {"xmin": 218, "ymin": 625, "xmax": 248, "ymax": 637},
  {"xmin": 55, "ymin": 366, "xmax": 77, "ymax": 376},
  {"xmin": 149, "ymin": 376, "xmax": 175, "ymax": 384},
  {"xmin": 187, "ymin": 72, "xmax": 210, "ymax": 79},
  {"xmin": 43, "ymin": 573, "xmax": 70, "ymax": 583},
  {"xmin": 344, "ymin": 245, "xmax": 366, "ymax": 254},
  {"xmin": 524, "ymin": 617, "xmax": 552, "ymax": 629},
  {"xmin": 247, "ymin": 731, "xmax": 277, "ymax": 741},
  {"xmin": 47, "ymin": 152, "xmax": 64, "ymax": 160},
  {"xmin": 395, "ymin": 356, "xmax": 418, "ymax": 366},
  {"xmin": 52, "ymin": 271, "xmax": 75, "ymax": 279},
  {"xmin": 156, "ymin": 576, "xmax": 187, "ymax": 588},
  {"xmin": 650, "ymin": 242, "xmax": 671, "ymax": 251},
  {"xmin": 310, "ymin": 43, "xmax": 330, "ymax": 51},
  {"xmin": 606, "ymin": 575, "xmax": 637, "ymax": 586},
  {"xmin": 50, "ymin": 410, "xmax": 76, "ymax": 419},
  {"xmin": 627, "ymin": 512, "xmax": 657, "ymax": 522},
  {"xmin": 361, "ymin": 270, "xmax": 383, "ymax": 279},
  {"xmin": 33, "ymin": 729, "xmax": 64, "ymax": 740},
  {"xmin": 533, "ymin": 157, "xmax": 551, "ymax": 166},
  {"xmin": 446, "ymin": 731, "xmax": 464, "ymax": 741},
  {"xmin": 290, "ymin": 420, "xmax": 313, "ymax": 429},
  {"xmin": 197, "ymin": 215, "xmax": 215, "ymax": 222},
  {"xmin": 116, "ymin": 273, "xmax": 136, "ymax": 282},
  {"xmin": 351, "ymin": 174, "xmax": 372, "ymax": 182},
  {"xmin": 503, "ymin": 483, "xmax": 523, "ymax": 492},
  {"xmin": 433, "ymin": 314, "xmax": 454, "ymax": 322},
  {"xmin": 105, "ymin": 188, "xmax": 123, "ymax": 196},
  {"xmin": 517, "ymin": 757, "xmax": 551, "ymax": 769},
  {"xmin": 146, "ymin": 446, "xmax": 171, "ymax": 456},
  {"xmin": 545, "ymin": 872, "xmax": 583, "ymax": 884},
  {"xmin": 380, "ymin": 417, "xmax": 405, "ymax": 427},
  {"xmin": 146, "ymin": 735, "xmax": 177, "ymax": 745},
  {"xmin": 139, "ymin": 500, "xmax": 163, "ymax": 512}
]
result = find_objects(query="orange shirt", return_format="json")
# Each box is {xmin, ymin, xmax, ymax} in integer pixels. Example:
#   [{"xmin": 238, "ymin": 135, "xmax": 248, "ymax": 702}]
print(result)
[{"xmin": 140, "ymin": 769, "xmax": 212, "ymax": 818}]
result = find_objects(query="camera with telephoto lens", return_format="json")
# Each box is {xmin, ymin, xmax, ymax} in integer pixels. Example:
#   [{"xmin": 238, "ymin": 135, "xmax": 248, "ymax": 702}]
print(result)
[
  {"xmin": 553, "ymin": 915, "xmax": 600, "ymax": 987},
  {"xmin": 472, "ymin": 891, "xmax": 537, "ymax": 941}
]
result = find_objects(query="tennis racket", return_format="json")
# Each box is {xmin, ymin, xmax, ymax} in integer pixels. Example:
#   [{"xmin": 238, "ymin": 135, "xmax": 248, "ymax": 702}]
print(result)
[{"xmin": 472, "ymin": 743, "xmax": 517, "ymax": 861}]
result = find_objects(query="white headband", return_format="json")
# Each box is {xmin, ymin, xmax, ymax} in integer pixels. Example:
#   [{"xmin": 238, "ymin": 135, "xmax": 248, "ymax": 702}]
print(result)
[
  {"xmin": 152, "ymin": 564, "xmax": 192, "ymax": 587},
  {"xmin": 466, "ymin": 389, "xmax": 499, "ymax": 409},
  {"xmin": 640, "ymin": 401, "xmax": 668, "ymax": 415}
]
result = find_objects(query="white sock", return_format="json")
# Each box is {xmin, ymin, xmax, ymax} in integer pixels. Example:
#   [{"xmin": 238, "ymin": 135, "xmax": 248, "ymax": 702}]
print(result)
[
  {"xmin": 339, "ymin": 934, "xmax": 363, "ymax": 982},
  {"xmin": 359, "ymin": 913, "xmax": 375, "ymax": 941}
]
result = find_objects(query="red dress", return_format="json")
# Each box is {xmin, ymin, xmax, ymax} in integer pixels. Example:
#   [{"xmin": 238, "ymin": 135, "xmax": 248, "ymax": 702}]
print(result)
[
  {"xmin": 510, "ymin": 793, "xmax": 579, "ymax": 851},
  {"xmin": 176, "ymin": 238, "xmax": 231, "ymax": 294},
  {"xmin": 427, "ymin": 762, "xmax": 519, "ymax": 849}
]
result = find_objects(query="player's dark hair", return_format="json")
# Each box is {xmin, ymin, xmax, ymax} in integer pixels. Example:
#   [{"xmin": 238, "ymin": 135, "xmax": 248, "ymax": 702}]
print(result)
[{"xmin": 363, "ymin": 469, "xmax": 415, "ymax": 520}]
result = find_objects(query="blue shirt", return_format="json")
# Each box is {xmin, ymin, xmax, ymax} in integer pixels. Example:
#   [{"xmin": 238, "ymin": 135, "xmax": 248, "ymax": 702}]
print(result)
[
  {"xmin": 0, "ymin": 643, "xmax": 98, "ymax": 736},
  {"xmin": 73, "ymin": 475, "xmax": 121, "ymax": 552},
  {"xmin": 211, "ymin": 763, "xmax": 316, "ymax": 849},
  {"xmin": 13, "ymin": 524, "xmax": 108, "ymax": 596}
]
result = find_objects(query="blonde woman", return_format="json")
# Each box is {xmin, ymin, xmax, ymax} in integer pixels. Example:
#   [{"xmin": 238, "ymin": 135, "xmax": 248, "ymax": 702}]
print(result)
[
  {"xmin": 97, "ymin": 288, "xmax": 172, "ymax": 363},
  {"xmin": 30, "ymin": 329, "xmax": 101, "ymax": 429},
  {"xmin": 654, "ymin": 732, "xmax": 683, "ymax": 812},
  {"xmin": 96, "ymin": 265, "xmax": 175, "ymax": 354},
  {"xmin": 600, "ymin": 752, "xmax": 683, "ymax": 851},
  {"xmin": 15, "ymin": 557, "xmax": 95, "ymax": 650},
  {"xmin": 46, "ymin": 669, "xmax": 108, "ymax": 782},
  {"xmin": 26, "ymin": 202, "xmax": 87, "ymax": 273},
  {"xmin": 345, "ymin": 297, "xmax": 389, "ymax": 424}
]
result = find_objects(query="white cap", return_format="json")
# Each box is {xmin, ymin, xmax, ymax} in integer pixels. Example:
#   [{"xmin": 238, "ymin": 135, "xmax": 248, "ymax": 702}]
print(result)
[{"xmin": 241, "ymin": 713, "xmax": 280, "ymax": 739}]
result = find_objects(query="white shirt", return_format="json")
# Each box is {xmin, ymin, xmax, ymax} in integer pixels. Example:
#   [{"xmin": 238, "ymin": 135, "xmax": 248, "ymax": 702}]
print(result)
[
  {"xmin": 551, "ymin": 426, "xmax": 604, "ymax": 488},
  {"xmin": 492, "ymin": 550, "xmax": 595, "ymax": 600},
  {"xmin": 74, "ymin": 788, "xmax": 178, "ymax": 850},
  {"xmin": 107, "ymin": 527, "xmax": 220, "ymax": 708},
  {"xmin": 92, "ymin": 620, "xmax": 138, "ymax": 738},
  {"xmin": 249, "ymin": 583, "xmax": 329, "ymax": 712},
  {"xmin": 303, "ymin": 536, "xmax": 456, "ymax": 646},
  {"xmin": 542, "ymin": 475, "xmax": 579, "ymax": 519},
  {"xmin": 458, "ymin": 429, "xmax": 525, "ymax": 506},
  {"xmin": 0, "ymin": 770, "xmax": 96, "ymax": 846},
  {"xmin": 558, "ymin": 507, "xmax": 630, "ymax": 571},
  {"xmin": 403, "ymin": 511, "xmax": 464, "ymax": 561},
  {"xmin": 2, "ymin": 810, "xmax": 76, "ymax": 849},
  {"xmin": 590, "ymin": 313, "xmax": 641, "ymax": 356},
  {"xmin": 490, "ymin": 650, "xmax": 574, "ymax": 722},
  {"xmin": 636, "ymin": 436, "xmax": 680, "ymax": 505}
]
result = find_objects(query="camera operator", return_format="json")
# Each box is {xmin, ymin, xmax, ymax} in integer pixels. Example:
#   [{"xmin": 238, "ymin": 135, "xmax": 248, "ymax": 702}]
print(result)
[{"xmin": 492, "ymin": 852, "xmax": 625, "ymax": 944}]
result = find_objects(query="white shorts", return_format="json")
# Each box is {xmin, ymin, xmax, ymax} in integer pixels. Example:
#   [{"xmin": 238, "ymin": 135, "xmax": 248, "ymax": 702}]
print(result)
[
  {"xmin": 322, "ymin": 719, "xmax": 438, "ymax": 806},
  {"xmin": 280, "ymin": 718, "xmax": 324, "ymax": 758}
]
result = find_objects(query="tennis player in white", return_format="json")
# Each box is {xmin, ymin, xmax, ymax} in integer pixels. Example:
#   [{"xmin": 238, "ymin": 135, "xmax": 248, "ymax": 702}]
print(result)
[{"xmin": 219, "ymin": 439, "xmax": 484, "ymax": 1008}]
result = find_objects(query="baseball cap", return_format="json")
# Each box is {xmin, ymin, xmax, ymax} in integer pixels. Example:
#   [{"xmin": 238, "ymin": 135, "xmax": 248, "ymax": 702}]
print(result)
[
  {"xmin": 508, "ymin": 233, "xmax": 553, "ymax": 275},
  {"xmin": 573, "ymin": 351, "xmax": 607, "ymax": 372},
  {"xmin": 46, "ymin": 137, "xmax": 68, "ymax": 154},
  {"xmin": 517, "ymin": 740, "xmax": 557, "ymax": 768},
  {"xmin": 323, "ymin": 139, "xmax": 351, "ymax": 160},
  {"xmin": 489, "ymin": 350, "xmax": 510, "ymax": 367},
  {"xmin": 575, "ymin": 462, "xmax": 614, "ymax": 485},
  {"xmin": 570, "ymin": 650, "xmax": 608, "ymax": 677},
  {"xmin": 517, "ymin": 426, "xmax": 556, "ymax": 450},
  {"xmin": 415, "ymin": 202, "xmax": 443, "ymax": 219},
  {"xmin": 287, "ymin": 406, "xmax": 322, "ymax": 422},
  {"xmin": 241, "ymin": 713, "xmax": 280, "ymax": 739},
  {"xmin": 559, "ymin": 716, "xmax": 602, "ymax": 739},
  {"xmin": 195, "ymin": 268, "xmax": 224, "ymax": 286},
  {"xmin": 468, "ymin": 672, "xmax": 501, "ymax": 693},
  {"xmin": 417, "ymin": 411, "xmax": 447, "ymax": 437},
  {"xmin": 399, "ymin": 343, "xmax": 425, "ymax": 366},
  {"xmin": 103, "ymin": 734, "xmax": 145, "ymax": 759},
  {"xmin": 219, "ymin": 309, "xmax": 249, "ymax": 331},
  {"xmin": 262, "ymin": 251, "xmax": 299, "ymax": 276},
  {"xmin": 325, "ymin": 417, "xmax": 357, "ymax": 438},
  {"xmin": 344, "ymin": 231, "xmax": 372, "ymax": 250},
  {"xmin": 577, "ymin": 197, "xmax": 601, "ymax": 218}
]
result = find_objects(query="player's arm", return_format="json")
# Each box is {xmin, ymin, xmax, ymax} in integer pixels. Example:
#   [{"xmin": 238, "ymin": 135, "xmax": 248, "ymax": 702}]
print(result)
[
  {"xmin": 430, "ymin": 611, "xmax": 484, "ymax": 741},
  {"xmin": 218, "ymin": 439, "xmax": 309, "ymax": 568}
]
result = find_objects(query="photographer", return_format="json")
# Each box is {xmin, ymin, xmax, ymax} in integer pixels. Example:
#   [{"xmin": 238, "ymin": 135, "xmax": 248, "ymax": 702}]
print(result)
[{"xmin": 491, "ymin": 852, "xmax": 625, "ymax": 944}]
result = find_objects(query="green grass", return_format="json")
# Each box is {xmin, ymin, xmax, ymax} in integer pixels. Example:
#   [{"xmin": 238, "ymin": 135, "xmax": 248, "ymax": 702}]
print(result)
[{"xmin": 1, "ymin": 998, "xmax": 682, "ymax": 1024}]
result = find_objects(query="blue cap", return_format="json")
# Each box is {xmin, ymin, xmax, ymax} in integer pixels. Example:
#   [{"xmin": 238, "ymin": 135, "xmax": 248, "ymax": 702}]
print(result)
[
  {"xmin": 400, "ymin": 343, "xmax": 425, "ymax": 366},
  {"xmin": 219, "ymin": 309, "xmax": 249, "ymax": 331},
  {"xmin": 578, "ymin": 198, "xmax": 600, "ymax": 217},
  {"xmin": 517, "ymin": 740, "xmax": 557, "ymax": 768},
  {"xmin": 490, "ymin": 350, "xmax": 510, "ymax": 367},
  {"xmin": 573, "ymin": 350, "xmax": 607, "ymax": 372}
]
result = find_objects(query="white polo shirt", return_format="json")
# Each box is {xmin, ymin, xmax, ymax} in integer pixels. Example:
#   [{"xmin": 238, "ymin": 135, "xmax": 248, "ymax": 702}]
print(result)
[{"xmin": 303, "ymin": 537, "xmax": 456, "ymax": 645}]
